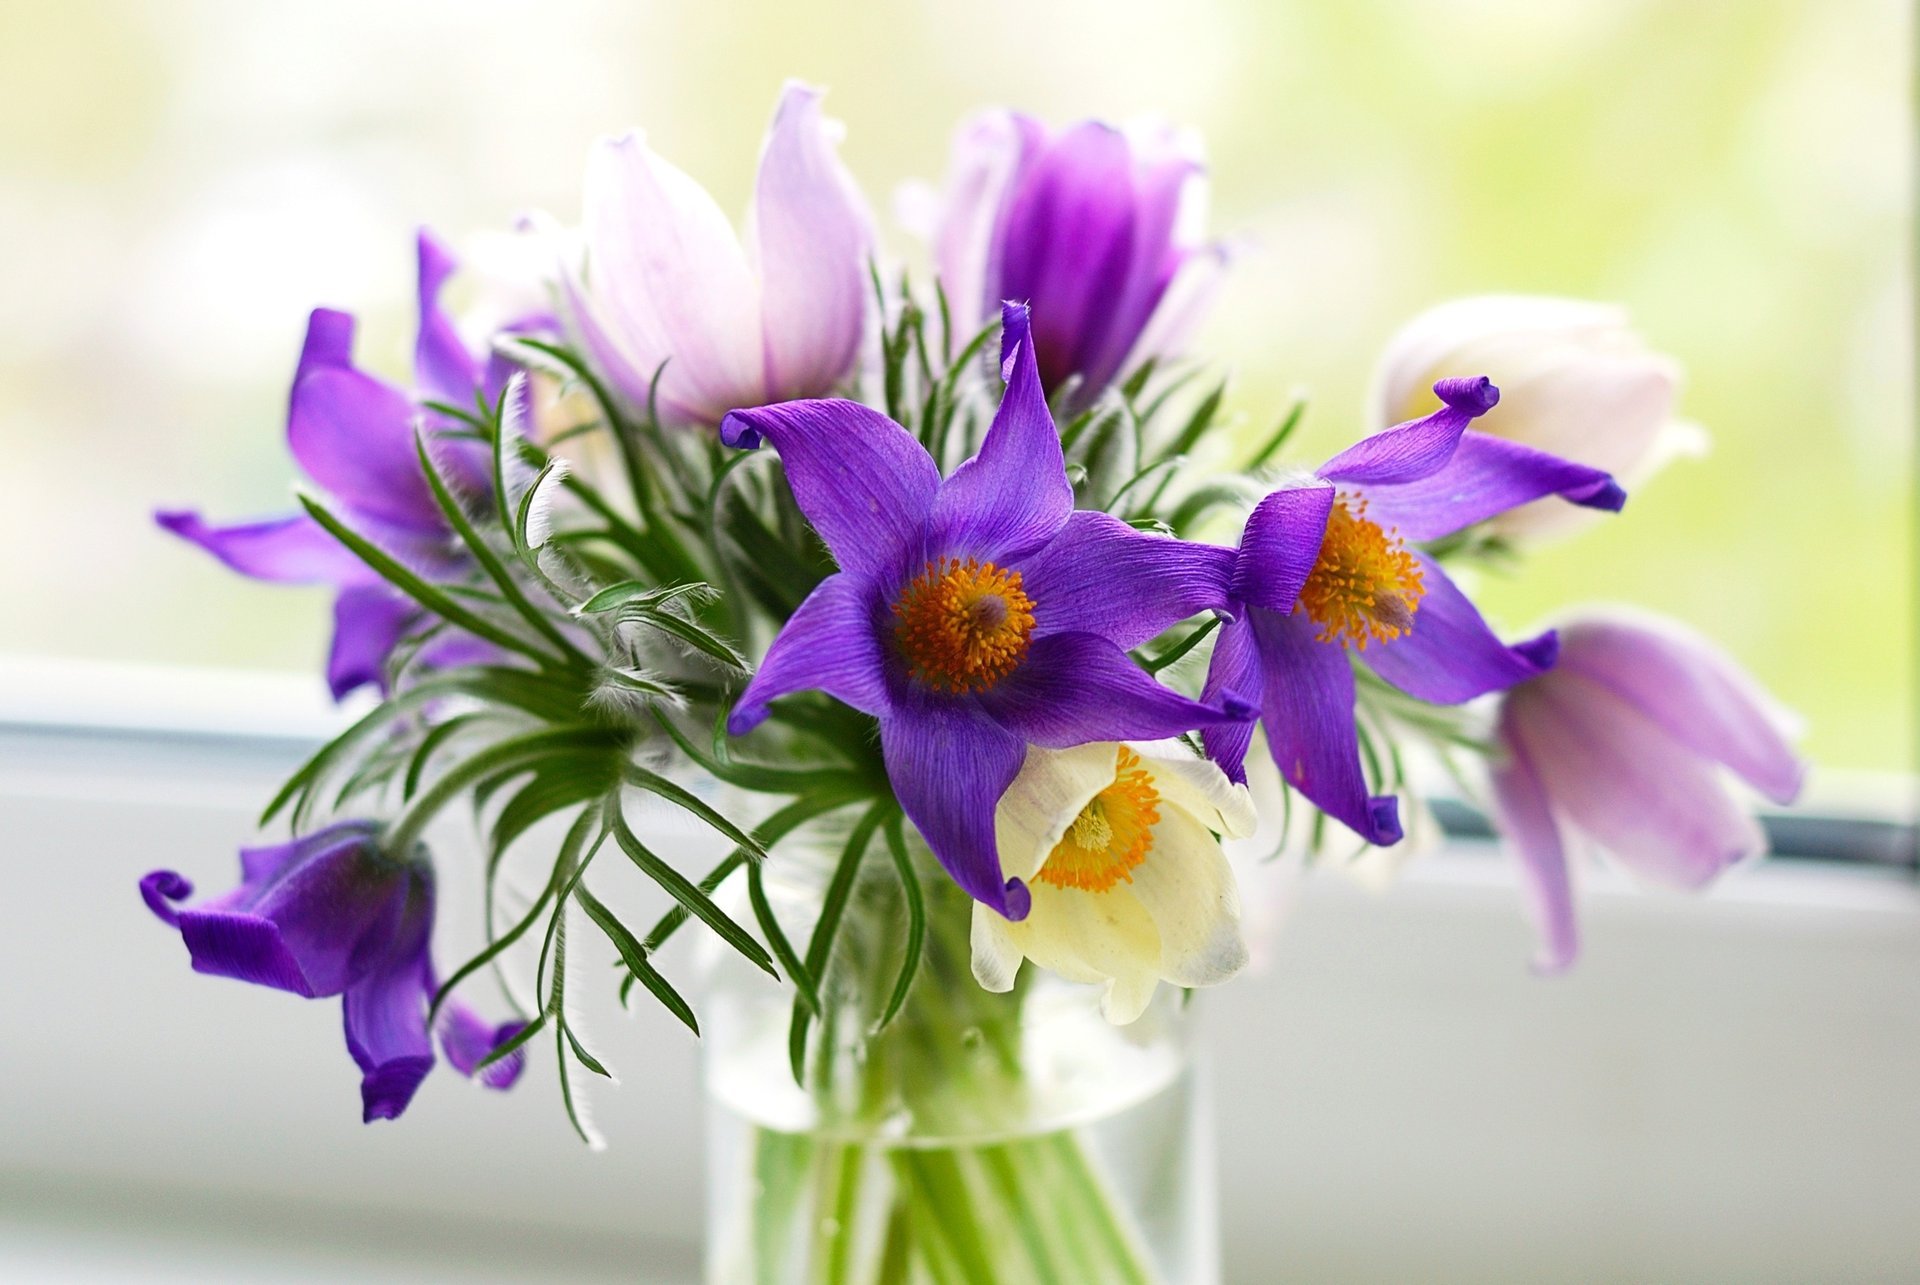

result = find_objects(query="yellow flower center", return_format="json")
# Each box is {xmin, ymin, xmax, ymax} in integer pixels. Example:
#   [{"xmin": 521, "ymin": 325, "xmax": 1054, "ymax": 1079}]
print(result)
[
  {"xmin": 1297, "ymin": 494, "xmax": 1425, "ymax": 650},
  {"xmin": 892, "ymin": 558, "xmax": 1037, "ymax": 694},
  {"xmin": 1035, "ymin": 747, "xmax": 1161, "ymax": 893}
]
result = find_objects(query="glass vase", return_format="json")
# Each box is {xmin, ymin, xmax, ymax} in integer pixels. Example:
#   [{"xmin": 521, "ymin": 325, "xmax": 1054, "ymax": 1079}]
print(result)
[{"xmin": 701, "ymin": 825, "xmax": 1219, "ymax": 1284}]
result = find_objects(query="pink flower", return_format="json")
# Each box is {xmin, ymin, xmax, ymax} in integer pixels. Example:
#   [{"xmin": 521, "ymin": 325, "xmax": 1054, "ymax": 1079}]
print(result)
[
  {"xmin": 1491, "ymin": 613, "xmax": 1807, "ymax": 972},
  {"xmin": 565, "ymin": 82, "xmax": 874, "ymax": 427}
]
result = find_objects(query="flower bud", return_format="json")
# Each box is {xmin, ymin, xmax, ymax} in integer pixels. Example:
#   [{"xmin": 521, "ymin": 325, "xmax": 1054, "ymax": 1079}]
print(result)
[{"xmin": 1371, "ymin": 296, "xmax": 1695, "ymax": 540}]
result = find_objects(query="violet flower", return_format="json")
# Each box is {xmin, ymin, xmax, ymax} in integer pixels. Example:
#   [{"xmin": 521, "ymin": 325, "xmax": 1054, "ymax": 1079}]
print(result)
[
  {"xmin": 1490, "ymin": 614, "xmax": 1807, "ymax": 972},
  {"xmin": 934, "ymin": 111, "xmax": 1222, "ymax": 405},
  {"xmin": 141, "ymin": 822, "xmax": 526, "ymax": 1122},
  {"xmin": 721, "ymin": 304, "xmax": 1253, "ymax": 920},
  {"xmin": 565, "ymin": 81, "xmax": 873, "ymax": 427},
  {"xmin": 1202, "ymin": 376, "xmax": 1627, "ymax": 845},
  {"xmin": 157, "ymin": 231, "xmax": 514, "ymax": 698}
]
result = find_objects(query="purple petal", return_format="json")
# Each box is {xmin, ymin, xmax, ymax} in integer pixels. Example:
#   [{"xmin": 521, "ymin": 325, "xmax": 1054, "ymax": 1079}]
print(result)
[
  {"xmin": 995, "ymin": 123, "xmax": 1142, "ymax": 394},
  {"xmin": 1199, "ymin": 614, "xmax": 1263, "ymax": 785},
  {"xmin": 728, "ymin": 574, "xmax": 891, "ymax": 733},
  {"xmin": 1504, "ymin": 675, "xmax": 1765, "ymax": 890},
  {"xmin": 437, "ymin": 1003, "xmax": 527, "ymax": 1090},
  {"xmin": 1489, "ymin": 717, "xmax": 1579, "ymax": 974},
  {"xmin": 156, "ymin": 510, "xmax": 372, "ymax": 586},
  {"xmin": 1230, "ymin": 484, "xmax": 1336, "ymax": 614},
  {"xmin": 720, "ymin": 399, "xmax": 938, "ymax": 582},
  {"xmin": 881, "ymin": 702, "xmax": 1031, "ymax": 920},
  {"xmin": 296, "ymin": 308, "xmax": 356, "ymax": 384},
  {"xmin": 1361, "ymin": 431, "xmax": 1626, "ymax": 541},
  {"xmin": 176, "ymin": 828, "xmax": 413, "ymax": 998},
  {"xmin": 926, "ymin": 303, "xmax": 1073, "ymax": 563},
  {"xmin": 1247, "ymin": 607, "xmax": 1401, "ymax": 846},
  {"xmin": 977, "ymin": 632, "xmax": 1251, "ymax": 749},
  {"xmin": 342, "ymin": 875, "xmax": 436, "ymax": 1123},
  {"xmin": 934, "ymin": 110, "xmax": 1043, "ymax": 335},
  {"xmin": 577, "ymin": 129, "xmax": 762, "ymax": 424},
  {"xmin": 140, "ymin": 870, "xmax": 193, "ymax": 927},
  {"xmin": 289, "ymin": 366, "xmax": 442, "ymax": 534},
  {"xmin": 1079, "ymin": 142, "xmax": 1197, "ymax": 398},
  {"xmin": 750, "ymin": 82, "xmax": 873, "ymax": 401},
  {"xmin": 1317, "ymin": 376, "xmax": 1499, "ymax": 488},
  {"xmin": 1557, "ymin": 619, "xmax": 1805, "ymax": 805},
  {"xmin": 1360, "ymin": 555, "xmax": 1556, "ymax": 704},
  {"xmin": 413, "ymin": 228, "xmax": 482, "ymax": 406},
  {"xmin": 327, "ymin": 586, "xmax": 416, "ymax": 700},
  {"xmin": 1019, "ymin": 510, "xmax": 1235, "ymax": 647}
]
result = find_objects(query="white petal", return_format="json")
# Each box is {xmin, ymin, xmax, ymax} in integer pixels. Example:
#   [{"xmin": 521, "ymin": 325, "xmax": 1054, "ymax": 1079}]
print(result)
[
  {"xmin": 1004, "ymin": 880, "xmax": 1163, "ymax": 1010},
  {"xmin": 1099, "ymin": 970, "xmax": 1162, "ymax": 1026},
  {"xmin": 1369, "ymin": 295, "xmax": 1631, "ymax": 430},
  {"xmin": 578, "ymin": 130, "xmax": 761, "ymax": 424},
  {"xmin": 749, "ymin": 82, "xmax": 874, "ymax": 402},
  {"xmin": 1129, "ymin": 739, "xmax": 1258, "ymax": 838},
  {"xmin": 1128, "ymin": 809, "xmax": 1248, "ymax": 989},
  {"xmin": 969, "ymin": 904, "xmax": 1024, "ymax": 993},
  {"xmin": 993, "ymin": 743, "xmax": 1121, "ymax": 883}
]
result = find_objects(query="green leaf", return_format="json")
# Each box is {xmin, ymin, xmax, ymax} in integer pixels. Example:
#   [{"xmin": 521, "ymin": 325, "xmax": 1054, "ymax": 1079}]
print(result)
[
  {"xmin": 632, "ymin": 784, "xmax": 866, "ymax": 960},
  {"xmin": 429, "ymin": 809, "xmax": 599, "ymax": 1026},
  {"xmin": 562, "ymin": 1020, "xmax": 613, "ymax": 1079},
  {"xmin": 576, "ymin": 884, "xmax": 698, "ymax": 1036},
  {"xmin": 747, "ymin": 860, "xmax": 819, "ymax": 1017},
  {"xmin": 608, "ymin": 804, "xmax": 777, "ymax": 977},
  {"xmin": 296, "ymin": 491, "xmax": 556, "ymax": 668},
  {"xmin": 621, "ymin": 762, "xmax": 767, "ymax": 860},
  {"xmin": 1162, "ymin": 377, "xmax": 1228, "ymax": 461},
  {"xmin": 403, "ymin": 713, "xmax": 481, "ymax": 800},
  {"xmin": 1243, "ymin": 393, "xmax": 1309, "ymax": 472},
  {"xmin": 619, "ymin": 606, "xmax": 747, "ymax": 671},
  {"xmin": 414, "ymin": 428, "xmax": 589, "ymax": 666},
  {"xmin": 576, "ymin": 578, "xmax": 712, "ymax": 615},
  {"xmin": 788, "ymin": 801, "xmax": 890, "ymax": 1085},
  {"xmin": 492, "ymin": 759, "xmax": 618, "ymax": 858},
  {"xmin": 873, "ymin": 815, "xmax": 926, "ymax": 1035},
  {"xmin": 1140, "ymin": 616, "xmax": 1222, "ymax": 674}
]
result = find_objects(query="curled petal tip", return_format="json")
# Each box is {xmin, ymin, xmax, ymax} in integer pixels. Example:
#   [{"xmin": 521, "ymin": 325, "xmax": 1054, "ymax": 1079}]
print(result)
[
  {"xmin": 1435, "ymin": 375, "xmax": 1499, "ymax": 415},
  {"xmin": 1514, "ymin": 629, "xmax": 1561, "ymax": 673},
  {"xmin": 1001, "ymin": 877, "xmax": 1033, "ymax": 922},
  {"xmin": 718, "ymin": 412, "xmax": 763, "ymax": 450},
  {"xmin": 1578, "ymin": 477, "xmax": 1628, "ymax": 513},
  {"xmin": 140, "ymin": 870, "xmax": 193, "ymax": 926},
  {"xmin": 1366, "ymin": 796, "xmax": 1404, "ymax": 847},
  {"xmin": 1220, "ymin": 690, "xmax": 1259, "ymax": 722},
  {"xmin": 725, "ymin": 704, "xmax": 768, "ymax": 737}
]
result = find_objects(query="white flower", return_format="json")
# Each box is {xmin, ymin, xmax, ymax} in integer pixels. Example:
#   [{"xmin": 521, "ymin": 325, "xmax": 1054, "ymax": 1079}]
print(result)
[
  {"xmin": 564, "ymin": 81, "xmax": 873, "ymax": 427},
  {"xmin": 972, "ymin": 741, "xmax": 1257, "ymax": 1024},
  {"xmin": 1370, "ymin": 295, "xmax": 1701, "ymax": 540}
]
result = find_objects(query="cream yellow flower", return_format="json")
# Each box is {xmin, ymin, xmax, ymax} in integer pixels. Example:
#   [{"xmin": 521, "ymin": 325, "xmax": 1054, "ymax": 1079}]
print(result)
[{"xmin": 971, "ymin": 741, "xmax": 1257, "ymax": 1024}]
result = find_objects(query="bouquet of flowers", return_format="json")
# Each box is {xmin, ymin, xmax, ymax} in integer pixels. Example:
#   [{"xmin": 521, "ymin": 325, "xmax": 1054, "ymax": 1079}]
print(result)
[{"xmin": 143, "ymin": 83, "xmax": 1805, "ymax": 1282}]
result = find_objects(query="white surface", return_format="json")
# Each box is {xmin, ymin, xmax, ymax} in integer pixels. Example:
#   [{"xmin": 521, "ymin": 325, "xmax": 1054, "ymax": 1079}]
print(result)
[{"xmin": 2, "ymin": 661, "xmax": 1917, "ymax": 1282}]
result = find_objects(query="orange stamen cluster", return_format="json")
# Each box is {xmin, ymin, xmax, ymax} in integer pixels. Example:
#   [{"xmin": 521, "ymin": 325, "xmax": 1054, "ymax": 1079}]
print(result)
[
  {"xmin": 1035, "ymin": 747, "xmax": 1162, "ymax": 893},
  {"xmin": 1297, "ymin": 494, "xmax": 1425, "ymax": 650},
  {"xmin": 891, "ymin": 557, "xmax": 1037, "ymax": 694}
]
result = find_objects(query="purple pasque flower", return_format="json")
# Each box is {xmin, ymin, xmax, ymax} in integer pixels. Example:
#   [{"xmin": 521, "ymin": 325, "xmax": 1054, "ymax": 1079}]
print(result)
[
  {"xmin": 141, "ymin": 822, "xmax": 526, "ymax": 1122},
  {"xmin": 564, "ymin": 81, "xmax": 873, "ymax": 428},
  {"xmin": 157, "ymin": 231, "xmax": 514, "ymax": 698},
  {"xmin": 1202, "ymin": 376, "xmax": 1628, "ymax": 846},
  {"xmin": 1490, "ymin": 614, "xmax": 1806, "ymax": 973},
  {"xmin": 934, "ymin": 111, "xmax": 1223, "ymax": 405},
  {"xmin": 720, "ymin": 304, "xmax": 1251, "ymax": 920}
]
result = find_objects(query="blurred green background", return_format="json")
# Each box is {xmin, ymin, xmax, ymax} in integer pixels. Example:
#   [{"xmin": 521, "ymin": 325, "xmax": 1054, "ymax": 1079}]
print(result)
[{"xmin": 0, "ymin": 0, "xmax": 1907, "ymax": 774}]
